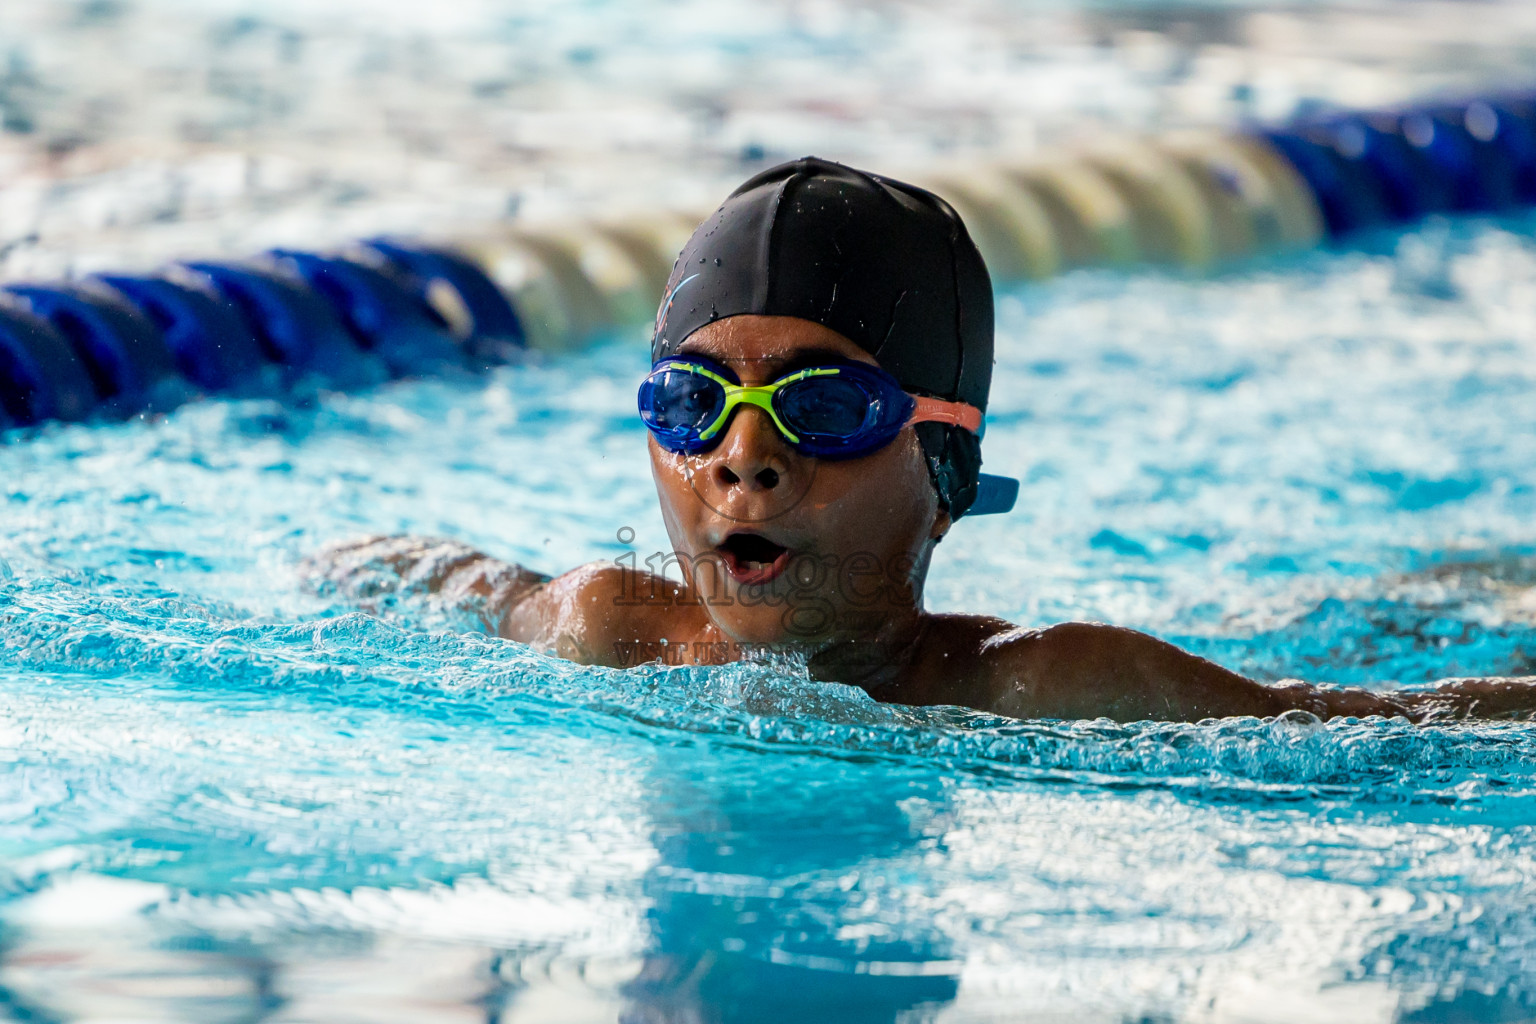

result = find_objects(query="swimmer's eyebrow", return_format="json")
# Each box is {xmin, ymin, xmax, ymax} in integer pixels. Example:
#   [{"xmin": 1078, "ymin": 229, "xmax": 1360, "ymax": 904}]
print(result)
[
  {"xmin": 773, "ymin": 347, "xmax": 868, "ymax": 373},
  {"xmin": 674, "ymin": 344, "xmax": 863, "ymax": 376}
]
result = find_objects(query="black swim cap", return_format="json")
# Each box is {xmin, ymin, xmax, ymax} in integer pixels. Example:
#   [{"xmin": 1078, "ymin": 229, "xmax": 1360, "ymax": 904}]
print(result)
[{"xmin": 651, "ymin": 156, "xmax": 994, "ymax": 519}]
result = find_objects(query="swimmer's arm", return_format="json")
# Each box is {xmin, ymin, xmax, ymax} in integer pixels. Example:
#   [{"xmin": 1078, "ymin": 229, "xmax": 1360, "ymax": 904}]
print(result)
[
  {"xmin": 304, "ymin": 536, "xmax": 689, "ymax": 666},
  {"xmin": 1388, "ymin": 677, "xmax": 1536, "ymax": 722},
  {"xmin": 979, "ymin": 622, "xmax": 1428, "ymax": 722},
  {"xmin": 498, "ymin": 562, "xmax": 696, "ymax": 666},
  {"xmin": 302, "ymin": 535, "xmax": 551, "ymax": 634}
]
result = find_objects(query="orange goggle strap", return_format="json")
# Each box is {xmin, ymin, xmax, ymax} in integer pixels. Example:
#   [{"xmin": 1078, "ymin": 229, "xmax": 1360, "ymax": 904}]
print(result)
[{"xmin": 909, "ymin": 395, "xmax": 983, "ymax": 434}]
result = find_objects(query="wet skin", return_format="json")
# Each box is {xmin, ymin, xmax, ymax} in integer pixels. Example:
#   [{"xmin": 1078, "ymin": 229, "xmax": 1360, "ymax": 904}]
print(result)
[{"xmin": 311, "ymin": 315, "xmax": 1536, "ymax": 724}]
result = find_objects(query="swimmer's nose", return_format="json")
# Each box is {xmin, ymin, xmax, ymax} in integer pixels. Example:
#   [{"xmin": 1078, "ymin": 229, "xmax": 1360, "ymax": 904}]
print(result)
[{"xmin": 712, "ymin": 403, "xmax": 792, "ymax": 492}]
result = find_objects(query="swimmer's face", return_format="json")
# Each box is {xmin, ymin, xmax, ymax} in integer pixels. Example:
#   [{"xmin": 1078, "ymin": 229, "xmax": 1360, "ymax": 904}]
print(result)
[{"xmin": 648, "ymin": 314, "xmax": 950, "ymax": 648}]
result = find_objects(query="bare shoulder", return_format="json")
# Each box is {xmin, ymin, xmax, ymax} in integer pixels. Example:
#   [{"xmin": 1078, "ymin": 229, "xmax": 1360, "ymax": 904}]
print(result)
[
  {"xmin": 919, "ymin": 612, "xmax": 1023, "ymax": 652},
  {"xmin": 965, "ymin": 618, "xmax": 1094, "ymax": 716},
  {"xmin": 901, "ymin": 615, "xmax": 1167, "ymax": 717},
  {"xmin": 896, "ymin": 613, "xmax": 1024, "ymax": 708},
  {"xmin": 912, "ymin": 618, "xmax": 1225, "ymax": 719},
  {"xmin": 974, "ymin": 619, "xmax": 1133, "ymax": 664},
  {"xmin": 969, "ymin": 620, "xmax": 1303, "ymax": 721},
  {"xmin": 920, "ymin": 615, "xmax": 1084, "ymax": 671},
  {"xmin": 973, "ymin": 620, "xmax": 1131, "ymax": 702},
  {"xmin": 508, "ymin": 561, "xmax": 707, "ymax": 666}
]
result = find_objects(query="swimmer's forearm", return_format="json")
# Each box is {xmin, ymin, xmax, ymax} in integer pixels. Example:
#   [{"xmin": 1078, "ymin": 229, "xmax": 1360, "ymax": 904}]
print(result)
[
  {"xmin": 440, "ymin": 556, "xmax": 551, "ymax": 635},
  {"xmin": 1388, "ymin": 677, "xmax": 1536, "ymax": 722},
  {"xmin": 1249, "ymin": 677, "xmax": 1536, "ymax": 723},
  {"xmin": 304, "ymin": 535, "xmax": 551, "ymax": 634}
]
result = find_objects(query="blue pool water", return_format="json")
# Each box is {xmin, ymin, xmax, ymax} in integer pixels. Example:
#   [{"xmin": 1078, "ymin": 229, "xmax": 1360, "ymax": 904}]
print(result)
[{"xmin": 5, "ymin": 217, "xmax": 1536, "ymax": 1021}]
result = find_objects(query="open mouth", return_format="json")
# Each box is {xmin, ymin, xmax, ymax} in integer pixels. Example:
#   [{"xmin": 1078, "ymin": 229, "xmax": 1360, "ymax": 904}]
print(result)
[{"xmin": 718, "ymin": 532, "xmax": 791, "ymax": 584}]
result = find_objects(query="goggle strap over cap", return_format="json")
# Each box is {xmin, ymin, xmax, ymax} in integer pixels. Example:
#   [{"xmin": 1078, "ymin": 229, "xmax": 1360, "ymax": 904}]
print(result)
[{"xmin": 908, "ymin": 395, "xmax": 983, "ymax": 434}]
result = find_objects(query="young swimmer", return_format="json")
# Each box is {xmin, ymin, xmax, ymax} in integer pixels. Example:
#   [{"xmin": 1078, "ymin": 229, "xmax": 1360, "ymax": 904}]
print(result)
[{"xmin": 313, "ymin": 157, "xmax": 1536, "ymax": 723}]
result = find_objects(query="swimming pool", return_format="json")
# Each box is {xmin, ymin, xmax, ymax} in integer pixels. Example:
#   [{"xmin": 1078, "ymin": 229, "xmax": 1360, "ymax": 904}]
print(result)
[
  {"xmin": 4, "ymin": 211, "xmax": 1536, "ymax": 1020},
  {"xmin": 8, "ymin": 0, "xmax": 1536, "ymax": 1019}
]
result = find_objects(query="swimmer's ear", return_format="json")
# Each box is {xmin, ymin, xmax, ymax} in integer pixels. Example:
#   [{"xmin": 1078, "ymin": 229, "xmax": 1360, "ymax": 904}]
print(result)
[{"xmin": 929, "ymin": 508, "xmax": 952, "ymax": 542}]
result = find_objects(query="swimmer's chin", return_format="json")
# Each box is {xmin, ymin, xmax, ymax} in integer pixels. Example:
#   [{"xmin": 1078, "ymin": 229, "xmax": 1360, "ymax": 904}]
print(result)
[
  {"xmin": 703, "ymin": 605, "xmax": 837, "ymax": 652},
  {"xmin": 710, "ymin": 622, "xmax": 839, "ymax": 655}
]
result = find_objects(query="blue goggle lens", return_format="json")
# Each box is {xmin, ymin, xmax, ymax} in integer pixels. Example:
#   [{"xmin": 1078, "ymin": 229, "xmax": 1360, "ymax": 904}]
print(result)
[
  {"xmin": 638, "ymin": 365, "xmax": 728, "ymax": 453},
  {"xmin": 642, "ymin": 365, "xmax": 725, "ymax": 432},
  {"xmin": 775, "ymin": 375, "xmax": 873, "ymax": 438}
]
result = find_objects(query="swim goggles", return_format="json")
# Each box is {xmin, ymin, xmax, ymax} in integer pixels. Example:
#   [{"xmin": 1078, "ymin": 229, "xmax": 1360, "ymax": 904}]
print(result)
[{"xmin": 638, "ymin": 355, "xmax": 984, "ymax": 460}]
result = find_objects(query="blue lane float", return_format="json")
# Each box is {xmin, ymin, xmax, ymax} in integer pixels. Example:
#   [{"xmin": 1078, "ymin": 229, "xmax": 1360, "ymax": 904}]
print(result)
[
  {"xmin": 1259, "ymin": 125, "xmax": 1393, "ymax": 237},
  {"xmin": 0, "ymin": 239, "xmax": 522, "ymax": 428},
  {"xmin": 1406, "ymin": 107, "xmax": 1512, "ymax": 212},
  {"xmin": 6, "ymin": 282, "xmax": 183, "ymax": 417},
  {"xmin": 4, "ymin": 93, "xmax": 1536, "ymax": 430},
  {"xmin": 1258, "ymin": 94, "xmax": 1536, "ymax": 238},
  {"xmin": 0, "ymin": 305, "xmax": 98, "ymax": 426},
  {"xmin": 272, "ymin": 250, "xmax": 467, "ymax": 377},
  {"xmin": 94, "ymin": 273, "xmax": 275, "ymax": 396},
  {"xmin": 362, "ymin": 239, "xmax": 527, "ymax": 365},
  {"xmin": 184, "ymin": 261, "xmax": 387, "ymax": 389}
]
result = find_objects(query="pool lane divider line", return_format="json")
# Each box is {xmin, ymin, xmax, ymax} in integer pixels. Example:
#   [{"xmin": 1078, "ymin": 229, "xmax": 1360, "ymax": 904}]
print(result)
[{"xmin": 1, "ymin": 93, "xmax": 1533, "ymax": 428}]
